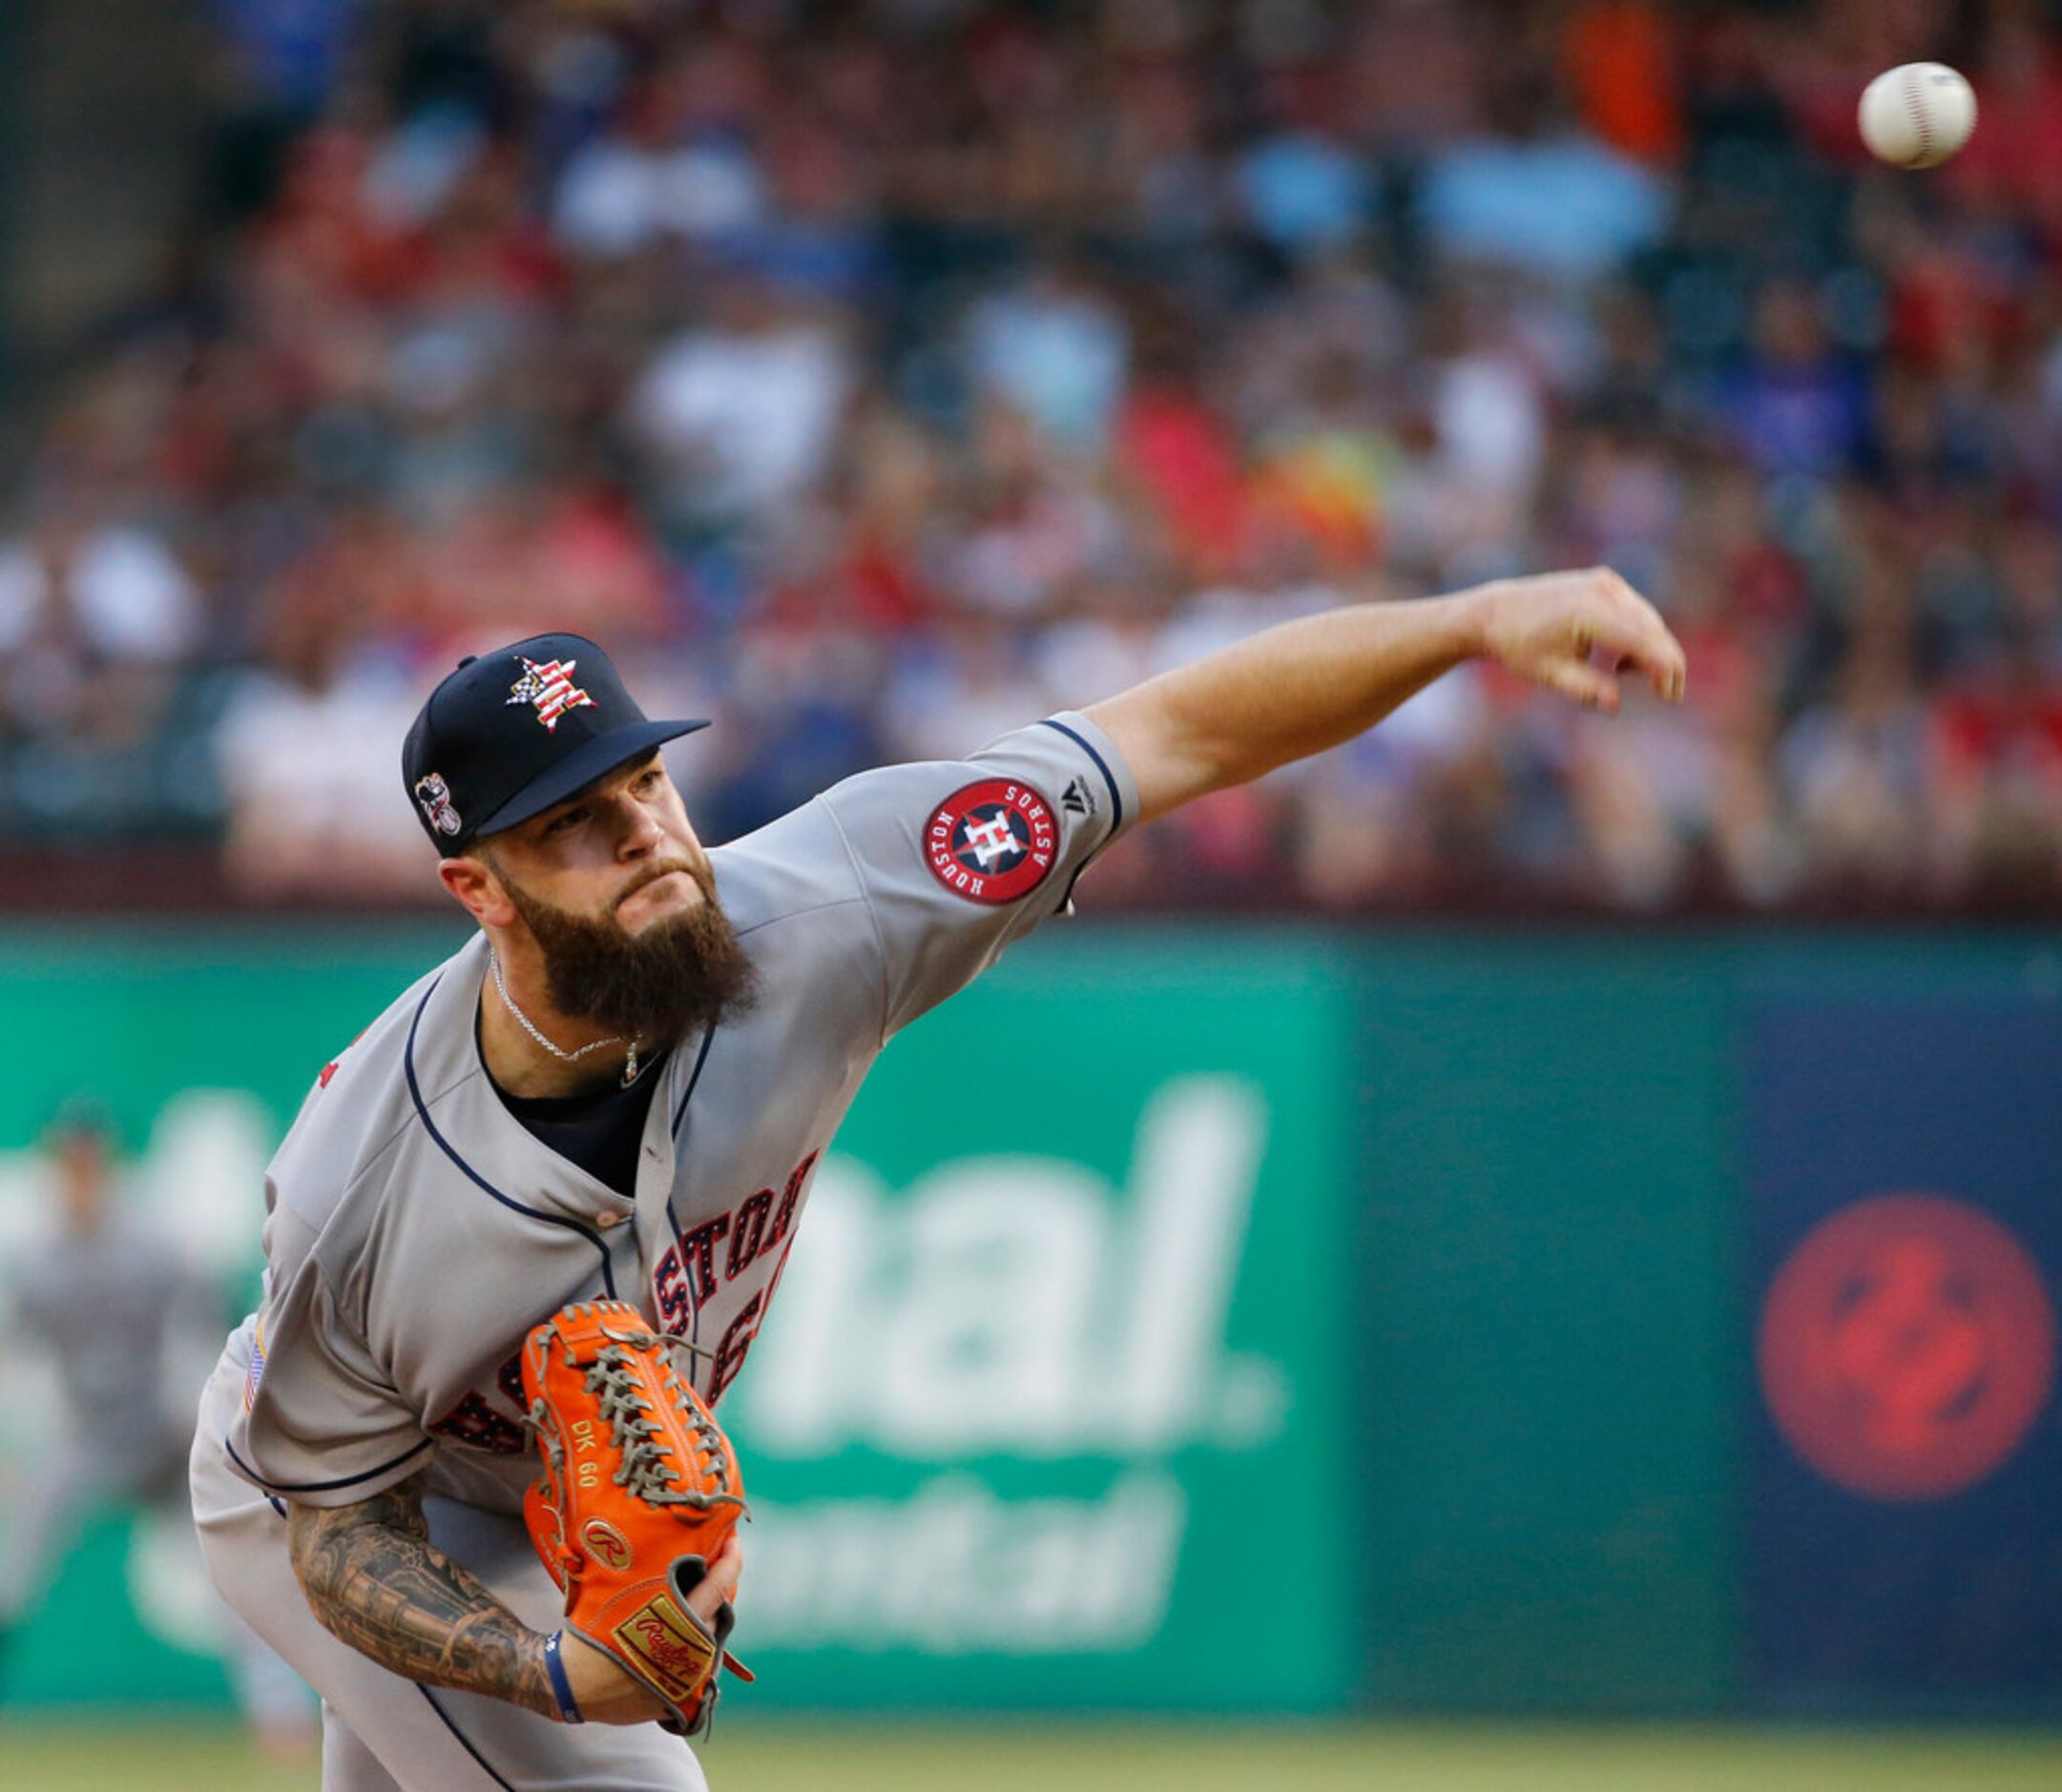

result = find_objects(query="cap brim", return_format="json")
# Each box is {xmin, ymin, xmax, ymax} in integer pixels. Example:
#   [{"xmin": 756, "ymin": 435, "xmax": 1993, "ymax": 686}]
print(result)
[{"xmin": 466, "ymin": 719, "xmax": 711, "ymax": 843}]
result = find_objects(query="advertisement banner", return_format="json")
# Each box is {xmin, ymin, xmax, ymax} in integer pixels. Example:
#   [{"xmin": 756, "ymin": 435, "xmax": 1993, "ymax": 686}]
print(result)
[
  {"xmin": 0, "ymin": 926, "xmax": 1356, "ymax": 1713},
  {"xmin": 1348, "ymin": 938, "xmax": 1739, "ymax": 1715},
  {"xmin": 16, "ymin": 923, "xmax": 2057, "ymax": 1720},
  {"xmin": 1743, "ymin": 949, "xmax": 2062, "ymax": 1716},
  {"xmin": 722, "ymin": 930, "xmax": 1354, "ymax": 1709}
]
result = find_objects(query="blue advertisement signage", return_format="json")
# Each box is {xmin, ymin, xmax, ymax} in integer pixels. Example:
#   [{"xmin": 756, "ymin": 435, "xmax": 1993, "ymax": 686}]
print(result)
[{"xmin": 1743, "ymin": 984, "xmax": 2062, "ymax": 1715}]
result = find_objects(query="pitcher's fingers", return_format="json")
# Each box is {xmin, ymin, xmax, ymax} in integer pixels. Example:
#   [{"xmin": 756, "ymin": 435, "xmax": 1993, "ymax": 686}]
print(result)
[
  {"xmin": 705, "ymin": 1533, "xmax": 744, "ymax": 1602},
  {"xmin": 1594, "ymin": 609, "xmax": 1686, "ymax": 702},
  {"xmin": 1603, "ymin": 573, "xmax": 1688, "ymax": 699},
  {"xmin": 1549, "ymin": 656, "xmax": 1621, "ymax": 713}
]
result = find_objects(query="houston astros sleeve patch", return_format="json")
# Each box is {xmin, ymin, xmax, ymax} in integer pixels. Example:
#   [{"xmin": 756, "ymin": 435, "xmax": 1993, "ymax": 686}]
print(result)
[{"xmin": 924, "ymin": 778, "xmax": 1058, "ymax": 904}]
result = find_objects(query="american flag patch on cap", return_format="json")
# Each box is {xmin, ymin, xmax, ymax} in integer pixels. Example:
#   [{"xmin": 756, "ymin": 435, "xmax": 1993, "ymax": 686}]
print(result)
[{"xmin": 507, "ymin": 656, "xmax": 595, "ymax": 732}]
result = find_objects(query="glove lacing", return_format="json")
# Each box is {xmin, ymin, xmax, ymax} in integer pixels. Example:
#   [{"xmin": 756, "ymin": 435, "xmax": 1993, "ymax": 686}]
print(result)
[{"xmin": 567, "ymin": 1325, "xmax": 744, "ymax": 1511}]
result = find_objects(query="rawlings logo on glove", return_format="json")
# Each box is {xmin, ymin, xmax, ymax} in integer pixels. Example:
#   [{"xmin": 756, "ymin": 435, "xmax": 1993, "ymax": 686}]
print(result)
[{"xmin": 521, "ymin": 1300, "xmax": 754, "ymax": 1735}]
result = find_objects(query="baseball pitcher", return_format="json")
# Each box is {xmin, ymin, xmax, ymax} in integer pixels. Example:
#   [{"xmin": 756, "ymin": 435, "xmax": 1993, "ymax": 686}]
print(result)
[{"xmin": 190, "ymin": 573, "xmax": 1685, "ymax": 1789}]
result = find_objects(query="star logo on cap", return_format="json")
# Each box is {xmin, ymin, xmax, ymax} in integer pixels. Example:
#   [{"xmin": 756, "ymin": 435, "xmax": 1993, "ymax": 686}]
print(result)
[{"xmin": 507, "ymin": 656, "xmax": 595, "ymax": 732}]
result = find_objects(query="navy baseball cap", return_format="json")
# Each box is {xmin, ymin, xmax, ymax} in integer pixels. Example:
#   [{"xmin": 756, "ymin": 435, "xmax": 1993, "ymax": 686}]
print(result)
[{"xmin": 402, "ymin": 634, "xmax": 709, "ymax": 854}]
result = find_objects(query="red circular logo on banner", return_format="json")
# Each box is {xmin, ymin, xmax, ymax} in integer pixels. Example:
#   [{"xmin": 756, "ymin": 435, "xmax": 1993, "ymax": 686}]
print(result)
[
  {"xmin": 924, "ymin": 779, "xmax": 1057, "ymax": 904},
  {"xmin": 1758, "ymin": 1194, "xmax": 2055, "ymax": 1501}
]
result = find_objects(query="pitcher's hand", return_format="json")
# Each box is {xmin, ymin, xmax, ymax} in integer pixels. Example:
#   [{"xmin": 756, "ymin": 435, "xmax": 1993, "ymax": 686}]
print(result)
[
  {"xmin": 555, "ymin": 1534, "xmax": 744, "ymax": 1724},
  {"xmin": 1471, "ymin": 568, "xmax": 1687, "ymax": 714}
]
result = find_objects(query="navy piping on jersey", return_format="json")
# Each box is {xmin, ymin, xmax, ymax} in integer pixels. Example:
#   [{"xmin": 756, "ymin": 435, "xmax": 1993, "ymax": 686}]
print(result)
[
  {"xmin": 406, "ymin": 976, "xmax": 619, "ymax": 1299},
  {"xmin": 418, "ymin": 1685, "xmax": 520, "ymax": 1790},
  {"xmin": 662, "ymin": 1022, "xmax": 722, "ymax": 1351},
  {"xmin": 224, "ymin": 1432, "xmax": 431, "ymax": 1496},
  {"xmin": 1038, "ymin": 717, "xmax": 1125, "ymax": 912},
  {"xmin": 670, "ymin": 1022, "xmax": 719, "ymax": 1137},
  {"xmin": 1037, "ymin": 717, "xmax": 1124, "ymax": 832}
]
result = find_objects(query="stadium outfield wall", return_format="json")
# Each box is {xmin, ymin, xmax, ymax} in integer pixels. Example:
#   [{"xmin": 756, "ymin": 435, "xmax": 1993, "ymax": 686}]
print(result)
[{"xmin": 0, "ymin": 924, "xmax": 2056, "ymax": 1719}]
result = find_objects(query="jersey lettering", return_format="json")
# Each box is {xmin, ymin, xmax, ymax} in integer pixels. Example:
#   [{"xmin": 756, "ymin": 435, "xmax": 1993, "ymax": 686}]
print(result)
[
  {"xmin": 654, "ymin": 1251, "xmax": 692, "ymax": 1333},
  {"xmin": 427, "ymin": 1389, "xmax": 526, "ymax": 1455},
  {"xmin": 727, "ymin": 1190, "xmax": 773, "ymax": 1281},
  {"xmin": 709, "ymin": 1294, "xmax": 764, "ymax": 1404},
  {"xmin": 766, "ymin": 1151, "xmax": 819, "ymax": 1256},
  {"xmin": 428, "ymin": 1342, "xmax": 544, "ymax": 1456},
  {"xmin": 649, "ymin": 1149, "xmax": 823, "ymax": 1353},
  {"xmin": 677, "ymin": 1216, "xmax": 730, "ymax": 1305}
]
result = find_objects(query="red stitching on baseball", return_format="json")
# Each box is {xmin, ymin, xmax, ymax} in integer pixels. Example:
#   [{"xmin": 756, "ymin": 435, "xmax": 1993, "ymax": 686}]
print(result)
[{"xmin": 1902, "ymin": 67, "xmax": 1934, "ymax": 165}]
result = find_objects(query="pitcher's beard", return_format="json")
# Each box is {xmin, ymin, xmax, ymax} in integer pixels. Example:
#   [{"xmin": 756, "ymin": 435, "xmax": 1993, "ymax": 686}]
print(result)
[{"xmin": 498, "ymin": 856, "xmax": 758, "ymax": 1046}]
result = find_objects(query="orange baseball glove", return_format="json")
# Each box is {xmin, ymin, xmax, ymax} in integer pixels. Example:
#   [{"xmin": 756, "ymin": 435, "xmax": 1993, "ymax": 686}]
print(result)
[{"xmin": 521, "ymin": 1300, "xmax": 753, "ymax": 1736}]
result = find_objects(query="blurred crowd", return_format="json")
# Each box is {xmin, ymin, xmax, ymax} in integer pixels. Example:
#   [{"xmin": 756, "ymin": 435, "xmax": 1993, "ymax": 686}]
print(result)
[{"xmin": 7, "ymin": 0, "xmax": 2062, "ymax": 909}]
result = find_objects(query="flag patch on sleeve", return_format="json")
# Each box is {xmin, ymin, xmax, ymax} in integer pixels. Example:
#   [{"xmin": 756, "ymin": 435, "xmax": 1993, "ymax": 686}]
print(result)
[{"xmin": 243, "ymin": 1318, "xmax": 269, "ymax": 1411}]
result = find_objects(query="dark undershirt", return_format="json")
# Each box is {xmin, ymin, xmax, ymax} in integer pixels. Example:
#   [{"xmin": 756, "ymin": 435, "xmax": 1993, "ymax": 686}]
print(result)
[{"xmin": 483, "ymin": 1015, "xmax": 670, "ymax": 1198}]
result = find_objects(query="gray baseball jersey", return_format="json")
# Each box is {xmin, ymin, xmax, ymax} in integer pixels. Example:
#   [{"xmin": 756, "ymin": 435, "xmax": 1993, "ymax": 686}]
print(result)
[{"xmin": 203, "ymin": 712, "xmax": 1135, "ymax": 1522}]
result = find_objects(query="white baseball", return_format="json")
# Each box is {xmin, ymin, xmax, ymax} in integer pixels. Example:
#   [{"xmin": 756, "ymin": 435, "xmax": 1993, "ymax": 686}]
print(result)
[{"xmin": 1858, "ymin": 63, "xmax": 1977, "ymax": 169}]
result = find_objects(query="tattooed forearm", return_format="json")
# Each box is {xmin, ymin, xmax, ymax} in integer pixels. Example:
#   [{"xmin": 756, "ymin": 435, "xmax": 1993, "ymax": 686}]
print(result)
[{"xmin": 286, "ymin": 1476, "xmax": 554, "ymax": 1718}]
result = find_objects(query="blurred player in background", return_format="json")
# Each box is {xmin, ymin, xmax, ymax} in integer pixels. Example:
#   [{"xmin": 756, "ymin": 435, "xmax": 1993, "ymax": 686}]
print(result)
[
  {"xmin": 0, "ymin": 1104, "xmax": 195, "ymax": 1662},
  {"xmin": 0, "ymin": 1101, "xmax": 316, "ymax": 1757}
]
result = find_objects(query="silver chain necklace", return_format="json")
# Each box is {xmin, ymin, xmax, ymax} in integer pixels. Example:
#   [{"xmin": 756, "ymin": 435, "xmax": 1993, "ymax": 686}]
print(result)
[{"xmin": 489, "ymin": 950, "xmax": 641, "ymax": 1085}]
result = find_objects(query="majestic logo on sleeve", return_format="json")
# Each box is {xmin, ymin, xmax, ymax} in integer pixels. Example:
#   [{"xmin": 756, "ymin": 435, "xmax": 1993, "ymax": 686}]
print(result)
[
  {"xmin": 413, "ymin": 772, "xmax": 464, "ymax": 836},
  {"xmin": 508, "ymin": 656, "xmax": 595, "ymax": 732},
  {"xmin": 925, "ymin": 779, "xmax": 1057, "ymax": 904}
]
